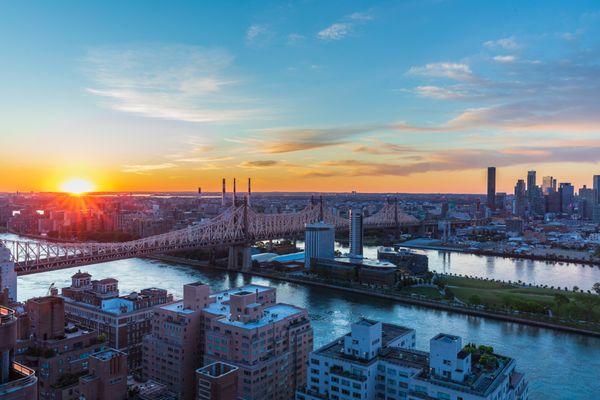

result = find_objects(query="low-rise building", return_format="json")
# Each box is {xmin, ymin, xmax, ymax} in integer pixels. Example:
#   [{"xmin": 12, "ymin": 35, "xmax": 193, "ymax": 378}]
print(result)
[
  {"xmin": 78, "ymin": 349, "xmax": 128, "ymax": 400},
  {"xmin": 296, "ymin": 319, "xmax": 528, "ymax": 400}
]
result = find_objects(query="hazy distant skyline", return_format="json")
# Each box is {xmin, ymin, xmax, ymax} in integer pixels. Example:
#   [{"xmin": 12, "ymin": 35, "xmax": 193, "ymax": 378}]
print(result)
[{"xmin": 1, "ymin": 1, "xmax": 599, "ymax": 193}]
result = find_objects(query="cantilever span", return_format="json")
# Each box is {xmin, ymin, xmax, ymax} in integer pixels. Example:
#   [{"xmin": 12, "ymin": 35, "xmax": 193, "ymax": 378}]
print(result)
[{"xmin": 1, "ymin": 203, "xmax": 419, "ymax": 276}]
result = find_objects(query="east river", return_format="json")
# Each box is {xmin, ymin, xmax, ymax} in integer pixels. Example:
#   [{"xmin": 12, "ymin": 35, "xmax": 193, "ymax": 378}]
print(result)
[{"xmin": 2, "ymin": 233, "xmax": 599, "ymax": 398}]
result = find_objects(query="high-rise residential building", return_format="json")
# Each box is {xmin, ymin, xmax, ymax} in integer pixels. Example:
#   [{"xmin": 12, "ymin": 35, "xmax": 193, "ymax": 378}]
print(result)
[
  {"xmin": 78, "ymin": 349, "xmax": 128, "ymax": 400},
  {"xmin": 487, "ymin": 167, "xmax": 496, "ymax": 211},
  {"xmin": 0, "ymin": 305, "xmax": 37, "ymax": 400},
  {"xmin": 542, "ymin": 176, "xmax": 554, "ymax": 194},
  {"xmin": 0, "ymin": 244, "xmax": 17, "ymax": 303},
  {"xmin": 304, "ymin": 222, "xmax": 335, "ymax": 268},
  {"xmin": 593, "ymin": 175, "xmax": 600, "ymax": 204},
  {"xmin": 143, "ymin": 282, "xmax": 209, "ymax": 400},
  {"xmin": 559, "ymin": 183, "xmax": 575, "ymax": 214},
  {"xmin": 349, "ymin": 208, "xmax": 364, "ymax": 259},
  {"xmin": 578, "ymin": 186, "xmax": 597, "ymax": 220},
  {"xmin": 296, "ymin": 319, "xmax": 529, "ymax": 400},
  {"xmin": 526, "ymin": 170, "xmax": 536, "ymax": 198},
  {"xmin": 61, "ymin": 271, "xmax": 173, "ymax": 371},
  {"xmin": 203, "ymin": 284, "xmax": 313, "ymax": 400},
  {"xmin": 16, "ymin": 295, "xmax": 105, "ymax": 400},
  {"xmin": 514, "ymin": 179, "xmax": 526, "ymax": 217},
  {"xmin": 196, "ymin": 362, "xmax": 239, "ymax": 400}
]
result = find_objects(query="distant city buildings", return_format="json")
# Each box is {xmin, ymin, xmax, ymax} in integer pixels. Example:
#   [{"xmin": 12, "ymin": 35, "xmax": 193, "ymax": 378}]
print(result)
[{"xmin": 296, "ymin": 319, "xmax": 529, "ymax": 400}]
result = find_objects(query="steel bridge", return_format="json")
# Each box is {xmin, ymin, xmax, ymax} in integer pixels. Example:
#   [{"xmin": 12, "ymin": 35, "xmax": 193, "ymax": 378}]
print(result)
[{"xmin": 1, "ymin": 202, "xmax": 420, "ymax": 276}]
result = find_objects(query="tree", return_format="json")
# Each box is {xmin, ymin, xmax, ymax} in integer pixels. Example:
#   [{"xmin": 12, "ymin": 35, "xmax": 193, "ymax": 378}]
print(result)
[
  {"xmin": 554, "ymin": 293, "xmax": 570, "ymax": 316},
  {"xmin": 573, "ymin": 286, "xmax": 579, "ymax": 292},
  {"xmin": 593, "ymin": 282, "xmax": 600, "ymax": 295}
]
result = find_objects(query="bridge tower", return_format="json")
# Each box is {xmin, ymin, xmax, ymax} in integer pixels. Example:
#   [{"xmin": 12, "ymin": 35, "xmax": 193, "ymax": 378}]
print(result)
[{"xmin": 227, "ymin": 197, "xmax": 252, "ymax": 271}]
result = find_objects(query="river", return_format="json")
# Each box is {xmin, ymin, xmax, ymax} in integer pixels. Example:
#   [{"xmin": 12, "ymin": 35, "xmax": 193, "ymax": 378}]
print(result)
[{"xmin": 2, "ymin": 233, "xmax": 599, "ymax": 398}]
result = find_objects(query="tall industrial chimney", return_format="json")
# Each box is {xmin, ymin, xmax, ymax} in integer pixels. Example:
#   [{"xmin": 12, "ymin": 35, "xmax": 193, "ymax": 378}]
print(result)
[
  {"xmin": 221, "ymin": 178, "xmax": 226, "ymax": 206},
  {"xmin": 247, "ymin": 178, "xmax": 251, "ymax": 206},
  {"xmin": 233, "ymin": 178, "xmax": 237, "ymax": 207}
]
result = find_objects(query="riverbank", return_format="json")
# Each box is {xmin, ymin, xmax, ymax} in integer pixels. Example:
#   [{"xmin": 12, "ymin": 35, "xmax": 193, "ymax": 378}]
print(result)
[
  {"xmin": 401, "ymin": 241, "xmax": 600, "ymax": 266},
  {"xmin": 149, "ymin": 254, "xmax": 600, "ymax": 338}
]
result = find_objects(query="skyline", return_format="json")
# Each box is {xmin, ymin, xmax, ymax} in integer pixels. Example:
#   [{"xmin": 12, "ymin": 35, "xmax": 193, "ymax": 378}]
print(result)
[{"xmin": 2, "ymin": 1, "xmax": 600, "ymax": 193}]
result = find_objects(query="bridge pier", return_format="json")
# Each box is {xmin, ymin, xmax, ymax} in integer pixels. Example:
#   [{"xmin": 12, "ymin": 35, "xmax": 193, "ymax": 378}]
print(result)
[{"xmin": 227, "ymin": 245, "xmax": 252, "ymax": 271}]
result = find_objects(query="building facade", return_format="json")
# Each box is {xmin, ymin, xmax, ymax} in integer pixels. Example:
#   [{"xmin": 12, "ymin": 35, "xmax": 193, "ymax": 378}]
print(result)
[
  {"xmin": 349, "ymin": 208, "xmax": 364, "ymax": 259},
  {"xmin": 296, "ymin": 319, "xmax": 528, "ymax": 400},
  {"xmin": 61, "ymin": 271, "xmax": 173, "ymax": 372},
  {"xmin": 203, "ymin": 284, "xmax": 313, "ymax": 400},
  {"xmin": 304, "ymin": 222, "xmax": 335, "ymax": 268}
]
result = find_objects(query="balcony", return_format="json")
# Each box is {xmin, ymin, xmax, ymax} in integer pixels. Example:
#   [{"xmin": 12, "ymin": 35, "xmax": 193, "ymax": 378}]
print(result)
[
  {"xmin": 0, "ymin": 362, "xmax": 38, "ymax": 396},
  {"xmin": 330, "ymin": 366, "xmax": 367, "ymax": 382}
]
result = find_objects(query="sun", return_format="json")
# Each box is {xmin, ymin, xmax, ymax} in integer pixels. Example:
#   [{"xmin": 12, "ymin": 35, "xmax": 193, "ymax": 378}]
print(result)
[{"xmin": 60, "ymin": 178, "xmax": 96, "ymax": 195}]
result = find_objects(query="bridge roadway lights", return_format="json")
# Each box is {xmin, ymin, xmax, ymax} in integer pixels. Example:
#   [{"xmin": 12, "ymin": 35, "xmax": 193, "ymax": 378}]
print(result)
[{"xmin": 227, "ymin": 245, "xmax": 252, "ymax": 271}]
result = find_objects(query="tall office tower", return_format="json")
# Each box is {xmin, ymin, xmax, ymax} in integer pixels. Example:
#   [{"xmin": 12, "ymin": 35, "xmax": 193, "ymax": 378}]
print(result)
[
  {"xmin": 203, "ymin": 285, "xmax": 313, "ymax": 400},
  {"xmin": 0, "ymin": 244, "xmax": 17, "ymax": 303},
  {"xmin": 559, "ymin": 183, "xmax": 575, "ymax": 214},
  {"xmin": 0, "ymin": 305, "xmax": 37, "ymax": 400},
  {"xmin": 487, "ymin": 167, "xmax": 496, "ymax": 210},
  {"xmin": 526, "ymin": 170, "xmax": 537, "ymax": 198},
  {"xmin": 304, "ymin": 222, "xmax": 335, "ymax": 268},
  {"xmin": 514, "ymin": 179, "xmax": 526, "ymax": 217},
  {"xmin": 297, "ymin": 319, "xmax": 529, "ymax": 400},
  {"xmin": 78, "ymin": 349, "xmax": 128, "ymax": 400},
  {"xmin": 143, "ymin": 282, "xmax": 210, "ymax": 400},
  {"xmin": 594, "ymin": 175, "xmax": 600, "ymax": 204},
  {"xmin": 349, "ymin": 208, "xmax": 364, "ymax": 258},
  {"xmin": 578, "ymin": 186, "xmax": 597, "ymax": 220},
  {"xmin": 542, "ymin": 176, "xmax": 554, "ymax": 194},
  {"xmin": 232, "ymin": 178, "xmax": 237, "ymax": 206}
]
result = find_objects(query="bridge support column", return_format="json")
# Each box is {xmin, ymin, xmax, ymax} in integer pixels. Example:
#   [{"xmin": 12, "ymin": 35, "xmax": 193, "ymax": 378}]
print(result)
[{"xmin": 227, "ymin": 245, "xmax": 252, "ymax": 271}]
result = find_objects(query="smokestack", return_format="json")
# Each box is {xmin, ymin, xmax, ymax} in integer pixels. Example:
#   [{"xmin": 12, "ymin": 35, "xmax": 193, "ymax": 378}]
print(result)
[
  {"xmin": 222, "ymin": 178, "xmax": 226, "ymax": 206},
  {"xmin": 198, "ymin": 187, "xmax": 201, "ymax": 195},
  {"xmin": 247, "ymin": 178, "xmax": 251, "ymax": 206},
  {"xmin": 233, "ymin": 178, "xmax": 237, "ymax": 207}
]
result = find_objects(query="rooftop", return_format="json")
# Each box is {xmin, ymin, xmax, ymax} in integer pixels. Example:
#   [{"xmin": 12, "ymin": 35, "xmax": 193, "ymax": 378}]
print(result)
[{"xmin": 91, "ymin": 348, "xmax": 125, "ymax": 361}]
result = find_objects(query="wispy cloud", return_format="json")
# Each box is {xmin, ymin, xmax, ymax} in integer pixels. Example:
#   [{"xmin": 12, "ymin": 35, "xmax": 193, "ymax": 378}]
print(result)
[
  {"xmin": 122, "ymin": 163, "xmax": 176, "ymax": 174},
  {"xmin": 407, "ymin": 62, "xmax": 476, "ymax": 81},
  {"xmin": 318, "ymin": 23, "xmax": 352, "ymax": 41},
  {"xmin": 317, "ymin": 11, "xmax": 374, "ymax": 41},
  {"xmin": 493, "ymin": 55, "xmax": 516, "ymax": 63},
  {"xmin": 484, "ymin": 37, "xmax": 519, "ymax": 50},
  {"xmin": 246, "ymin": 24, "xmax": 273, "ymax": 46},
  {"xmin": 84, "ymin": 44, "xmax": 265, "ymax": 123}
]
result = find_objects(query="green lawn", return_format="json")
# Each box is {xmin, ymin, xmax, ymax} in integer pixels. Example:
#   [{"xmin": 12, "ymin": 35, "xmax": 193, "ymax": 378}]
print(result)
[{"xmin": 438, "ymin": 275, "xmax": 600, "ymax": 322}]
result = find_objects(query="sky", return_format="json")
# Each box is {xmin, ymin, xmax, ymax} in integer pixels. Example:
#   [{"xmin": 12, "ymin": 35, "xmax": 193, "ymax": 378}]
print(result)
[{"xmin": 1, "ymin": 0, "xmax": 599, "ymax": 194}]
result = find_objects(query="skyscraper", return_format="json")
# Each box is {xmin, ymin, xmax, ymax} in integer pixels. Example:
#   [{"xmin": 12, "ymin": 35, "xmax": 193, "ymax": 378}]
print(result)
[
  {"xmin": 542, "ymin": 176, "xmax": 554, "ymax": 194},
  {"xmin": 487, "ymin": 167, "xmax": 496, "ymax": 210},
  {"xmin": 559, "ymin": 183, "xmax": 574, "ymax": 214},
  {"xmin": 304, "ymin": 222, "xmax": 335, "ymax": 268},
  {"xmin": 527, "ymin": 170, "xmax": 537, "ymax": 198},
  {"xmin": 514, "ymin": 179, "xmax": 526, "ymax": 217},
  {"xmin": 349, "ymin": 208, "xmax": 364, "ymax": 259},
  {"xmin": 593, "ymin": 175, "xmax": 600, "ymax": 204}
]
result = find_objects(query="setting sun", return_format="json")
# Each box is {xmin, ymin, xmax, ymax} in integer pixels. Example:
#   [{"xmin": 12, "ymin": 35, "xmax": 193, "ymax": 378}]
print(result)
[{"xmin": 60, "ymin": 178, "xmax": 95, "ymax": 195}]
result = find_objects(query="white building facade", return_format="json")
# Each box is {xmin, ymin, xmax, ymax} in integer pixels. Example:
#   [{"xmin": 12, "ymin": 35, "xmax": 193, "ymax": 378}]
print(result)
[
  {"xmin": 304, "ymin": 222, "xmax": 335, "ymax": 268},
  {"xmin": 297, "ymin": 320, "xmax": 528, "ymax": 400}
]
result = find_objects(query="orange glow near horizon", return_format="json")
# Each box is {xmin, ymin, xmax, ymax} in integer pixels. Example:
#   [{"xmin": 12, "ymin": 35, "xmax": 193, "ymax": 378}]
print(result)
[{"xmin": 59, "ymin": 178, "xmax": 96, "ymax": 195}]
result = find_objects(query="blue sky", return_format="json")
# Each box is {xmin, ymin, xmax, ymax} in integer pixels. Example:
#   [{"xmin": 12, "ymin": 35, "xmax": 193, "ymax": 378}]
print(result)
[{"xmin": 1, "ymin": 1, "xmax": 599, "ymax": 192}]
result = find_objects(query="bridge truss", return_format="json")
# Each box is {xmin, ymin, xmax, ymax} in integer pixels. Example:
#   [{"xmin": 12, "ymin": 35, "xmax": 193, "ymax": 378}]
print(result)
[{"xmin": 1, "ymin": 202, "xmax": 419, "ymax": 275}]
